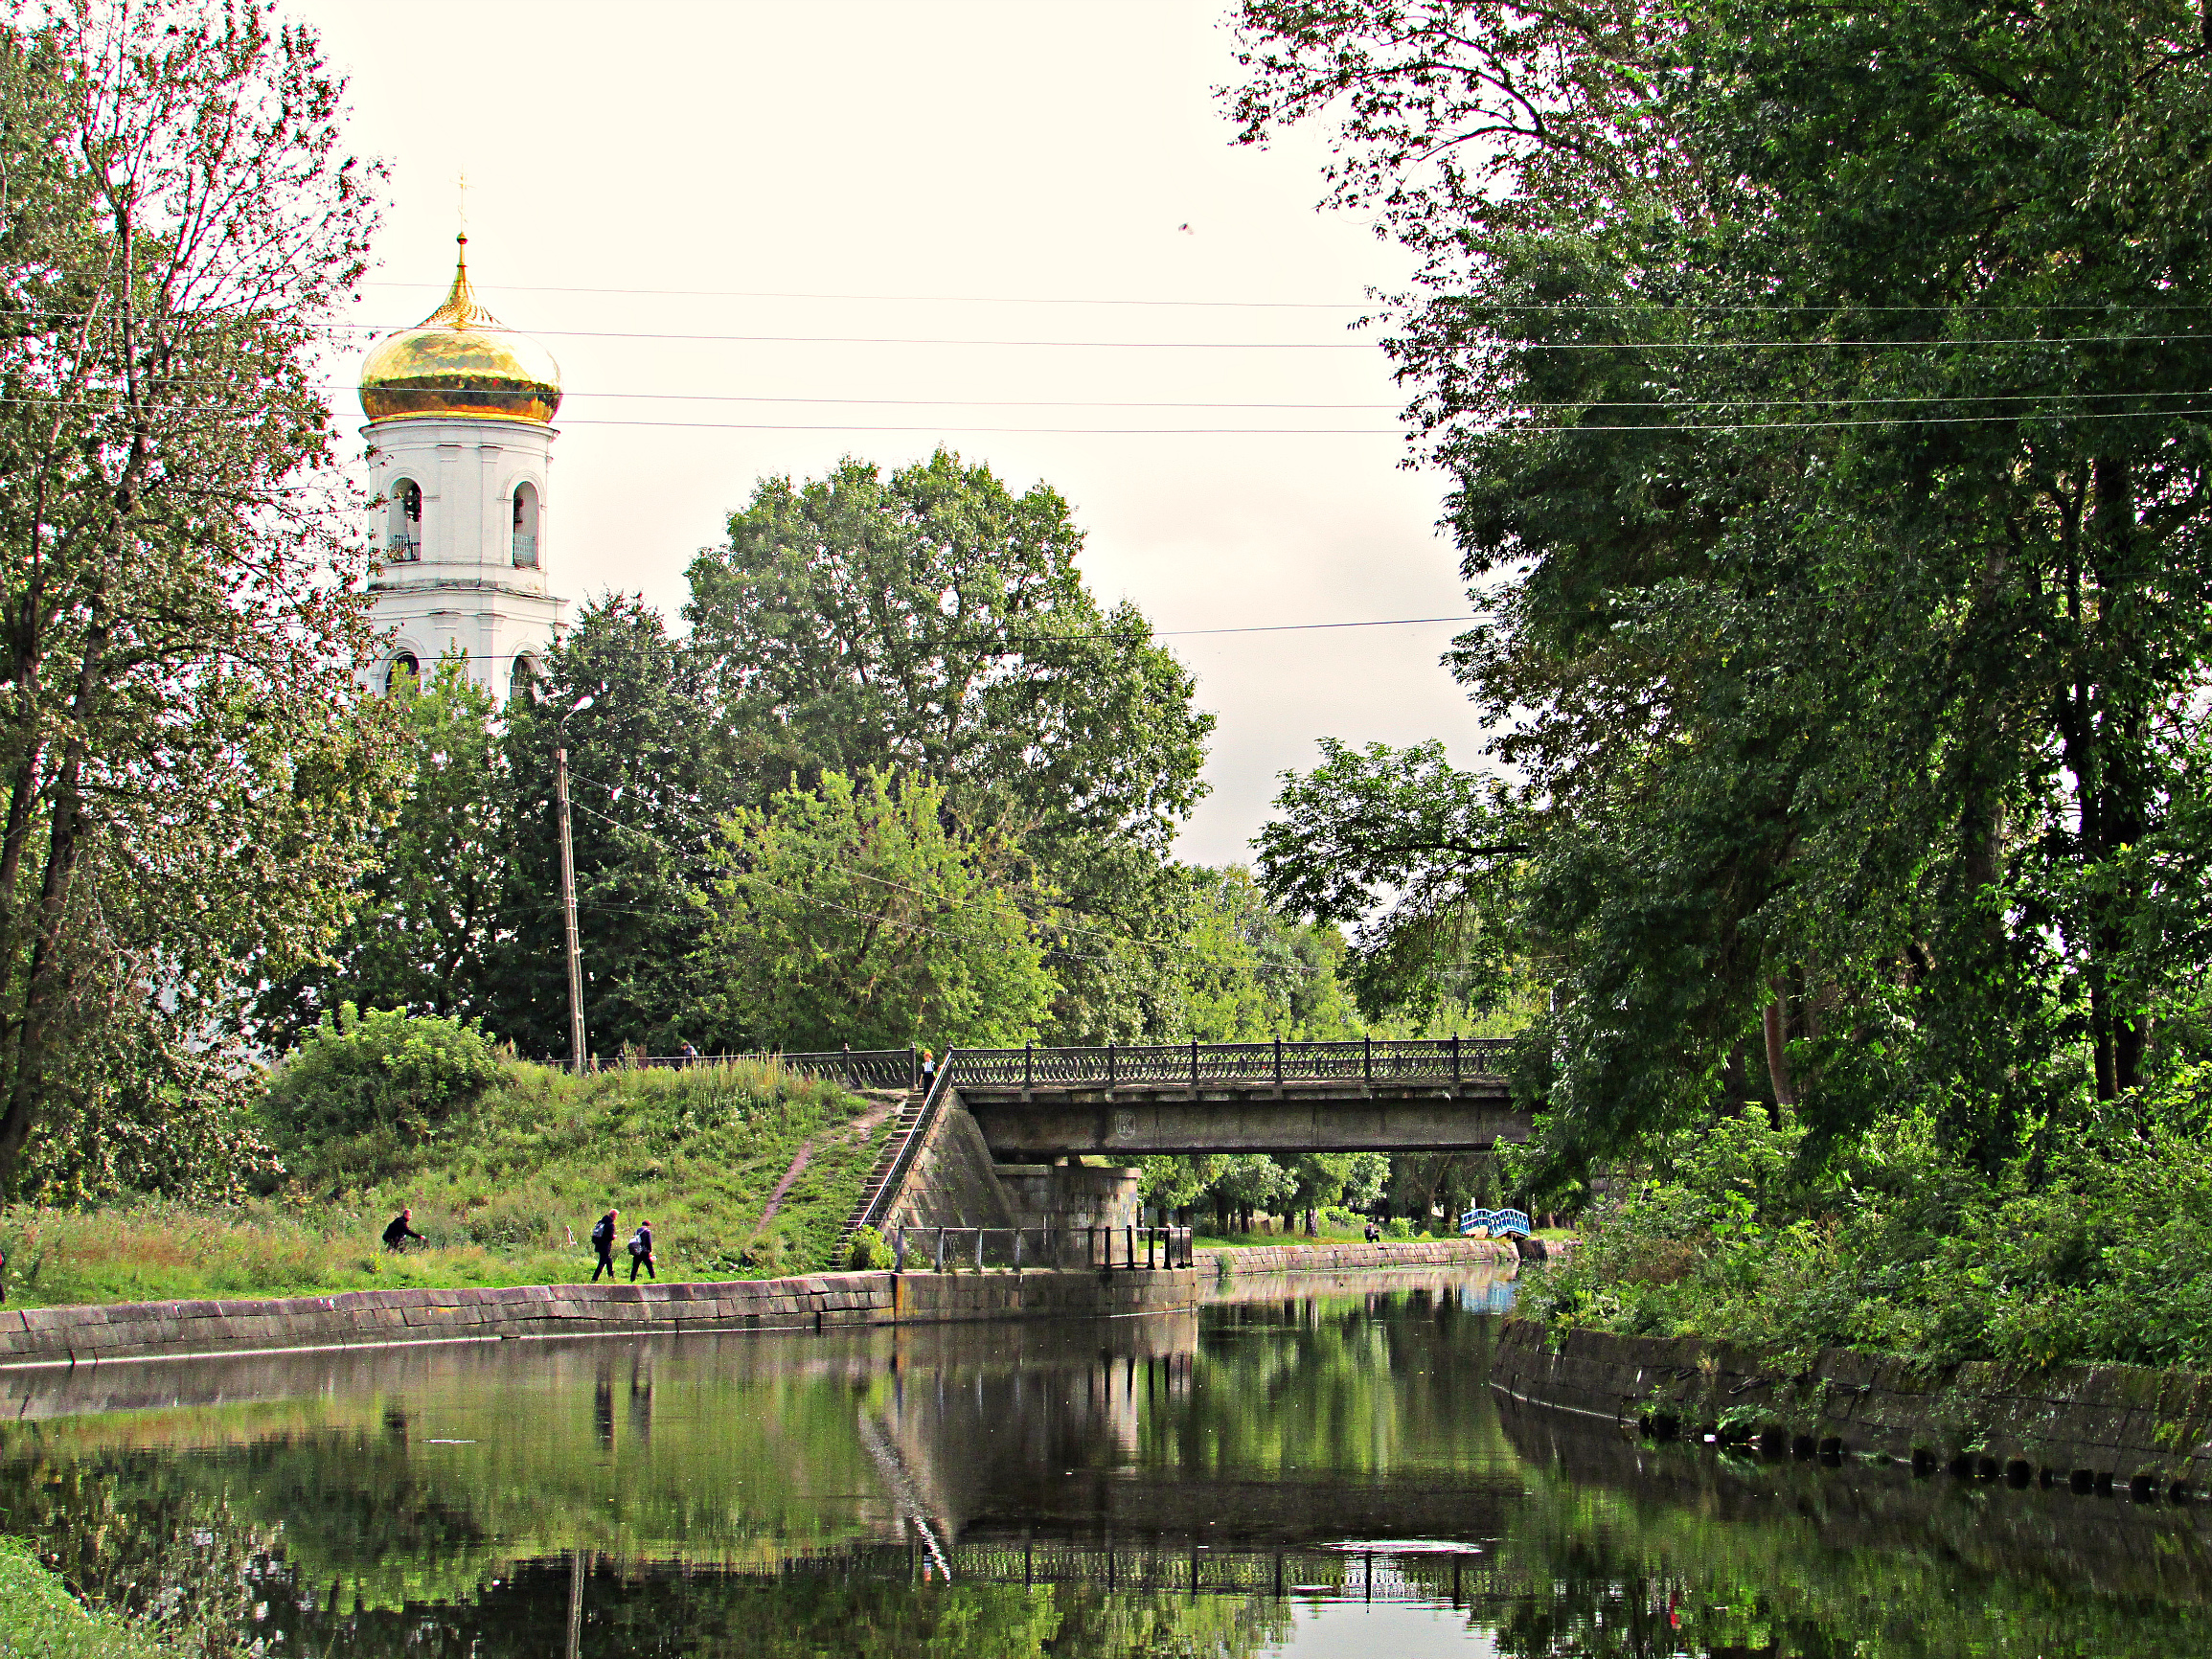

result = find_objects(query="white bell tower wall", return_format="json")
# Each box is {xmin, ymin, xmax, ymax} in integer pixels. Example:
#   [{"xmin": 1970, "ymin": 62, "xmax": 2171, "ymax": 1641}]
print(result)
[{"xmin": 360, "ymin": 414, "xmax": 566, "ymax": 707}]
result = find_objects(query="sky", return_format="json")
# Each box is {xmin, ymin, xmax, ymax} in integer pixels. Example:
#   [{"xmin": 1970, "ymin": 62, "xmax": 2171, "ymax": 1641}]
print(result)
[{"xmin": 298, "ymin": 0, "xmax": 1490, "ymax": 868}]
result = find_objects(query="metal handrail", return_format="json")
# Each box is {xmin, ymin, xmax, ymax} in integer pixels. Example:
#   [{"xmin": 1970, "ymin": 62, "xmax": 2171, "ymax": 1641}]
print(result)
[
  {"xmin": 1459, "ymin": 1206, "xmax": 1533, "ymax": 1239},
  {"xmin": 889, "ymin": 1224, "xmax": 1194, "ymax": 1271},
  {"xmin": 851, "ymin": 1064, "xmax": 958, "ymax": 1235}
]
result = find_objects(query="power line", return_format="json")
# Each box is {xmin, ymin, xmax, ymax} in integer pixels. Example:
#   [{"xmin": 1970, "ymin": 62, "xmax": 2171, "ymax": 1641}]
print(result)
[{"xmin": 360, "ymin": 281, "xmax": 1370, "ymax": 312}]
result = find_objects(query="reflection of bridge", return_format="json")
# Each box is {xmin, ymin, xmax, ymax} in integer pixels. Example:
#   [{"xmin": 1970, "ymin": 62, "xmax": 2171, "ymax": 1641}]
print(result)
[{"xmin": 779, "ymin": 1535, "xmax": 1513, "ymax": 1603}]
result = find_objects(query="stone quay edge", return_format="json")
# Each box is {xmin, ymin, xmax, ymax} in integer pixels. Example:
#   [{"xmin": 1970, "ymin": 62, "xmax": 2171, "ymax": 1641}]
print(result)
[
  {"xmin": 1492, "ymin": 1316, "xmax": 2212, "ymax": 1500},
  {"xmin": 0, "ymin": 1267, "xmax": 1198, "ymax": 1370}
]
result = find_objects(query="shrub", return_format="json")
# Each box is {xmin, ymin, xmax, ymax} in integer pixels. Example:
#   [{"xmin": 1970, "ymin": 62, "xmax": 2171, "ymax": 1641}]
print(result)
[
  {"xmin": 846, "ymin": 1225, "xmax": 894, "ymax": 1270},
  {"xmin": 264, "ymin": 1004, "xmax": 502, "ymax": 1152}
]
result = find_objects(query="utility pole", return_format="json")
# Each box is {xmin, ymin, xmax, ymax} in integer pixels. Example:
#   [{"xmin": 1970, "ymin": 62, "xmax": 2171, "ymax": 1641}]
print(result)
[{"xmin": 556, "ymin": 745, "xmax": 587, "ymax": 1074}]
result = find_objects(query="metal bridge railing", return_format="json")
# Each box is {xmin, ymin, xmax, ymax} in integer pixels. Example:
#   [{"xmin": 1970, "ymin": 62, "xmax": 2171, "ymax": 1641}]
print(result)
[
  {"xmin": 892, "ymin": 1225, "xmax": 1193, "ymax": 1272},
  {"xmin": 1458, "ymin": 1206, "xmax": 1533, "ymax": 1239}
]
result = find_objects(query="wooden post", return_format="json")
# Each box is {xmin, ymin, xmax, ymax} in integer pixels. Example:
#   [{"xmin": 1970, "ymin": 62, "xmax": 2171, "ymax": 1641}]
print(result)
[{"xmin": 555, "ymin": 748, "xmax": 588, "ymax": 1075}]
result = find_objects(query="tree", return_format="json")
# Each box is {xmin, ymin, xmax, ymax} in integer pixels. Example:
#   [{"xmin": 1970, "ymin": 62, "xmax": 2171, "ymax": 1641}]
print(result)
[
  {"xmin": 0, "ymin": 1, "xmax": 395, "ymax": 1192},
  {"xmin": 492, "ymin": 595, "xmax": 721, "ymax": 1059},
  {"xmin": 1168, "ymin": 865, "xmax": 1364, "ymax": 1041},
  {"xmin": 695, "ymin": 769, "xmax": 1056, "ymax": 1051},
  {"xmin": 684, "ymin": 450, "xmax": 1214, "ymax": 1039},
  {"xmin": 1231, "ymin": 0, "xmax": 2212, "ymax": 1183},
  {"xmin": 258, "ymin": 654, "xmax": 502, "ymax": 1038}
]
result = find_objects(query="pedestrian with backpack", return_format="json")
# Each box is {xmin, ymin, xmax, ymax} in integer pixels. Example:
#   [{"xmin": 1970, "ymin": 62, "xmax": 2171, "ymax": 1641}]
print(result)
[
  {"xmin": 627, "ymin": 1219, "xmax": 656, "ymax": 1282},
  {"xmin": 590, "ymin": 1207, "xmax": 620, "ymax": 1283}
]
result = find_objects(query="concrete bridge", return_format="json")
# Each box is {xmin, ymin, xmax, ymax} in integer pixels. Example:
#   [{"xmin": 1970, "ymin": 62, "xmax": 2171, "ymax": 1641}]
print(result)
[{"xmin": 821, "ymin": 1039, "xmax": 1534, "ymax": 1242}]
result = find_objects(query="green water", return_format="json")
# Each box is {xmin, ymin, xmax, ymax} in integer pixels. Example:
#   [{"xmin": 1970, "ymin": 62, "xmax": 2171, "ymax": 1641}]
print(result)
[{"xmin": 0, "ymin": 1268, "xmax": 2205, "ymax": 1657}]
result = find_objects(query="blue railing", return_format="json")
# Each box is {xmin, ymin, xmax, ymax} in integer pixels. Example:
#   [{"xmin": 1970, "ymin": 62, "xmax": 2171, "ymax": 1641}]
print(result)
[{"xmin": 1460, "ymin": 1206, "xmax": 1532, "ymax": 1239}]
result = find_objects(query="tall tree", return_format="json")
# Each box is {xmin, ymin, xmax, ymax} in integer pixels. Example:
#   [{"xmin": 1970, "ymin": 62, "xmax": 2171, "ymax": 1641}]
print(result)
[
  {"xmin": 257, "ymin": 654, "xmax": 503, "ymax": 1038},
  {"xmin": 0, "ymin": 1, "xmax": 394, "ymax": 1192},
  {"xmin": 1233, "ymin": 0, "xmax": 2212, "ymax": 1180},
  {"xmin": 695, "ymin": 768, "xmax": 1056, "ymax": 1051},
  {"xmin": 684, "ymin": 449, "xmax": 1214, "ymax": 1040},
  {"xmin": 492, "ymin": 594, "xmax": 723, "ymax": 1060}
]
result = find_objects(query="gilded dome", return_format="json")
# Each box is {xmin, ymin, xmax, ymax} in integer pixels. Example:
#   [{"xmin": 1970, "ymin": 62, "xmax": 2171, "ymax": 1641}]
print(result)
[{"xmin": 358, "ymin": 237, "xmax": 561, "ymax": 423}]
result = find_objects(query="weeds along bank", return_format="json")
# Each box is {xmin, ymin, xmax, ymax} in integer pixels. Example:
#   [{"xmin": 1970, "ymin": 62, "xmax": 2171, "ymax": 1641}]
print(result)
[
  {"xmin": 1516, "ymin": 1082, "xmax": 2212, "ymax": 1375},
  {"xmin": 0, "ymin": 1011, "xmax": 893, "ymax": 1309}
]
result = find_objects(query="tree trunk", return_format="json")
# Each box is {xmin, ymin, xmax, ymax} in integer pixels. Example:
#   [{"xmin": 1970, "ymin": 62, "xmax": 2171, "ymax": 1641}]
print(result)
[{"xmin": 1762, "ymin": 989, "xmax": 1796, "ymax": 1112}]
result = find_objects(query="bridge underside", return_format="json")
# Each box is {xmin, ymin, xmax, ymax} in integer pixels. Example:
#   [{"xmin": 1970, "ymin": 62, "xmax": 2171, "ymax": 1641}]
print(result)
[{"xmin": 959, "ymin": 1080, "xmax": 1530, "ymax": 1159}]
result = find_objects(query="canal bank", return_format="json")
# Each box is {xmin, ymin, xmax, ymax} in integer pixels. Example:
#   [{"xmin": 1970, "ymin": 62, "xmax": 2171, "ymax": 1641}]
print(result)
[
  {"xmin": 1492, "ymin": 1317, "xmax": 2212, "ymax": 1498},
  {"xmin": 0, "ymin": 1265, "xmax": 1198, "ymax": 1370},
  {"xmin": 1198, "ymin": 1237, "xmax": 1531, "ymax": 1277}
]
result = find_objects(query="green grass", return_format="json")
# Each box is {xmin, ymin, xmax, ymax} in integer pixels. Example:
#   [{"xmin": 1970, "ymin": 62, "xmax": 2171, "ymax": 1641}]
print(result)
[
  {"xmin": 0, "ymin": 1535, "xmax": 181, "ymax": 1659},
  {"xmin": 0, "ymin": 1058, "xmax": 898, "ymax": 1309}
]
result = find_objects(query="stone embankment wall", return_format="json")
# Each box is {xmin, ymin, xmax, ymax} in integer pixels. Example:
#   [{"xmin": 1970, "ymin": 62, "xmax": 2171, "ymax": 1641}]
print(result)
[
  {"xmin": 0, "ymin": 1267, "xmax": 1198, "ymax": 1371},
  {"xmin": 1200, "ymin": 1238, "xmax": 1531, "ymax": 1276},
  {"xmin": 1493, "ymin": 1319, "xmax": 2212, "ymax": 1499}
]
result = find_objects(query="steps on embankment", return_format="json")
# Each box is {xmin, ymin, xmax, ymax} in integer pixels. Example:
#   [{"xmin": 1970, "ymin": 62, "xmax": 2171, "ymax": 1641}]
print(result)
[{"xmin": 840, "ymin": 1086, "xmax": 929, "ymax": 1247}]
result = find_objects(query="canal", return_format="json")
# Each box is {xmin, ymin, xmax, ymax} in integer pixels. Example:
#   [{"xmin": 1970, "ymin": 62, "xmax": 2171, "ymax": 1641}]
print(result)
[{"xmin": 1, "ymin": 1264, "xmax": 2206, "ymax": 1656}]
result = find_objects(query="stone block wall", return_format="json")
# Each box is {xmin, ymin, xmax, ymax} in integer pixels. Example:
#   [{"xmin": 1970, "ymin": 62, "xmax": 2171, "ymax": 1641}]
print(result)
[
  {"xmin": 0, "ymin": 1267, "xmax": 1198, "ymax": 1371},
  {"xmin": 1201, "ymin": 1239, "xmax": 1522, "ymax": 1277},
  {"xmin": 997, "ymin": 1164, "xmax": 1142, "ymax": 1231},
  {"xmin": 884, "ymin": 1097, "xmax": 1018, "ymax": 1231},
  {"xmin": 1492, "ymin": 1318, "xmax": 2212, "ymax": 1498}
]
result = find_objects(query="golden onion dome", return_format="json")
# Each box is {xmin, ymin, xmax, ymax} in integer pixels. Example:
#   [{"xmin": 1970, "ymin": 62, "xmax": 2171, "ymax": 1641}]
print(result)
[{"xmin": 358, "ymin": 236, "xmax": 561, "ymax": 423}]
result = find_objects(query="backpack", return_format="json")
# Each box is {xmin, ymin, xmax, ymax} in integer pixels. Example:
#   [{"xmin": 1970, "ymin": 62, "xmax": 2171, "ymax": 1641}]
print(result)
[
  {"xmin": 590, "ymin": 1216, "xmax": 612, "ymax": 1250},
  {"xmin": 628, "ymin": 1229, "xmax": 650, "ymax": 1259}
]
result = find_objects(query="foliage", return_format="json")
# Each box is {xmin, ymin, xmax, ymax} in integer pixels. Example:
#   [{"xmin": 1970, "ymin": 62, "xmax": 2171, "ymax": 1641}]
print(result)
[
  {"xmin": 844, "ymin": 1224, "xmax": 893, "ymax": 1271},
  {"xmin": 1522, "ymin": 1065, "xmax": 2212, "ymax": 1369},
  {"xmin": 685, "ymin": 450, "xmax": 1214, "ymax": 1041},
  {"xmin": 696, "ymin": 769, "xmax": 1055, "ymax": 1051},
  {"xmin": 259, "ymin": 654, "xmax": 505, "ymax": 1040},
  {"xmin": 262, "ymin": 1004, "xmax": 502, "ymax": 1161},
  {"xmin": 1232, "ymin": 0, "xmax": 2212, "ymax": 1193},
  {"xmin": 0, "ymin": 0, "xmax": 398, "ymax": 1193},
  {"xmin": 493, "ymin": 594, "xmax": 726, "ymax": 1060},
  {"xmin": 0, "ymin": 1534, "xmax": 206, "ymax": 1659}
]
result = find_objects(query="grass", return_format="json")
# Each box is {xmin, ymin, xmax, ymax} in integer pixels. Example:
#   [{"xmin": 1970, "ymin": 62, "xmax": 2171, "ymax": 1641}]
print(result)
[
  {"xmin": 0, "ymin": 1535, "xmax": 183, "ymax": 1659},
  {"xmin": 0, "ymin": 1058, "xmax": 898, "ymax": 1309}
]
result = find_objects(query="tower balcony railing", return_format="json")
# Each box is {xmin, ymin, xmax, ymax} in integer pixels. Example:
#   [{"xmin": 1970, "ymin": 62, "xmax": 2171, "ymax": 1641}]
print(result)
[
  {"xmin": 384, "ymin": 534, "xmax": 421, "ymax": 562},
  {"xmin": 512, "ymin": 533, "xmax": 538, "ymax": 568}
]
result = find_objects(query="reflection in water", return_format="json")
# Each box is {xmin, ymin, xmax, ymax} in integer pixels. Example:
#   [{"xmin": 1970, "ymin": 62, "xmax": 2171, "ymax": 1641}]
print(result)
[{"xmin": 0, "ymin": 1265, "xmax": 2205, "ymax": 1655}]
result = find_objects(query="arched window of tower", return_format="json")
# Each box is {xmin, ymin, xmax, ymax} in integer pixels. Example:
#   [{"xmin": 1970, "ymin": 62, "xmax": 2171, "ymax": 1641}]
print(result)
[
  {"xmin": 513, "ymin": 482, "xmax": 539, "ymax": 568},
  {"xmin": 510, "ymin": 654, "xmax": 538, "ymax": 704},
  {"xmin": 387, "ymin": 479, "xmax": 422, "ymax": 562},
  {"xmin": 385, "ymin": 650, "xmax": 421, "ymax": 694}
]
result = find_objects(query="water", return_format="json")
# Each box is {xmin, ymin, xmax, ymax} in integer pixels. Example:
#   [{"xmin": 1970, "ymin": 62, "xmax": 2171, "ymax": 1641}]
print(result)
[{"xmin": 1, "ymin": 1265, "xmax": 2207, "ymax": 1656}]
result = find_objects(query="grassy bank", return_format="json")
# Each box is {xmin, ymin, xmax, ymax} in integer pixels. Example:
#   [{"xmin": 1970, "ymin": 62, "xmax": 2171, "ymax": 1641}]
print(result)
[
  {"xmin": 0, "ymin": 1535, "xmax": 182, "ymax": 1659},
  {"xmin": 1519, "ymin": 1086, "xmax": 2212, "ymax": 1372},
  {"xmin": 0, "ymin": 1059, "xmax": 894, "ymax": 1309}
]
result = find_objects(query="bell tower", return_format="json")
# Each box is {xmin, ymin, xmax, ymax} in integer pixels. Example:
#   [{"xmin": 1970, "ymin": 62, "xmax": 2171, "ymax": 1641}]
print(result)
[{"xmin": 356, "ymin": 235, "xmax": 567, "ymax": 706}]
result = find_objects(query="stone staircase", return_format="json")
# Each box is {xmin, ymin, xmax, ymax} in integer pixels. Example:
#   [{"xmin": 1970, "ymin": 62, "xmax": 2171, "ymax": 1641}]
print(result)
[{"xmin": 839, "ymin": 1085, "xmax": 932, "ymax": 1247}]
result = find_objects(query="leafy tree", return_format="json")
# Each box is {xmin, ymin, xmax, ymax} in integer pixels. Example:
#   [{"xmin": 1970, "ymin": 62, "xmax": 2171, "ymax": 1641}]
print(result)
[
  {"xmin": 1232, "ymin": 0, "xmax": 2212, "ymax": 1187},
  {"xmin": 259, "ymin": 654, "xmax": 504, "ymax": 1038},
  {"xmin": 695, "ymin": 769, "xmax": 1056, "ymax": 1051},
  {"xmin": 1169, "ymin": 865, "xmax": 1364, "ymax": 1041},
  {"xmin": 684, "ymin": 450, "xmax": 1214, "ymax": 1040},
  {"xmin": 0, "ymin": 1, "xmax": 396, "ymax": 1192},
  {"xmin": 492, "ymin": 595, "xmax": 722, "ymax": 1059},
  {"xmin": 1204, "ymin": 1152, "xmax": 1295, "ymax": 1234}
]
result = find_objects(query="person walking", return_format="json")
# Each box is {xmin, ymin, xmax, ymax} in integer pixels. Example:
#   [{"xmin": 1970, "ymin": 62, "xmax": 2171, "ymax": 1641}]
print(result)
[
  {"xmin": 381, "ymin": 1208, "xmax": 424, "ymax": 1252},
  {"xmin": 590, "ymin": 1207, "xmax": 621, "ymax": 1282},
  {"xmin": 918, "ymin": 1047, "xmax": 937, "ymax": 1092},
  {"xmin": 627, "ymin": 1219, "xmax": 656, "ymax": 1282}
]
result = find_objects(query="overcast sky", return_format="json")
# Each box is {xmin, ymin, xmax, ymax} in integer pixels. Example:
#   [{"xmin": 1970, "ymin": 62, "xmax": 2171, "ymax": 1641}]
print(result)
[{"xmin": 299, "ymin": 0, "xmax": 1489, "ymax": 868}]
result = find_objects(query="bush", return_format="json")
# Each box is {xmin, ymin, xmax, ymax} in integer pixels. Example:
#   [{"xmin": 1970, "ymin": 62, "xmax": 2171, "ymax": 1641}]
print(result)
[
  {"xmin": 264, "ymin": 1004, "xmax": 502, "ymax": 1154},
  {"xmin": 845, "ymin": 1225, "xmax": 894, "ymax": 1270},
  {"xmin": 1384, "ymin": 1216, "xmax": 1413, "ymax": 1239}
]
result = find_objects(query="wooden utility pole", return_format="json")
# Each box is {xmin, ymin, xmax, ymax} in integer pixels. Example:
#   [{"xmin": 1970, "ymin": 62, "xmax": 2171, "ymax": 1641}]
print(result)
[{"xmin": 556, "ymin": 746, "xmax": 588, "ymax": 1073}]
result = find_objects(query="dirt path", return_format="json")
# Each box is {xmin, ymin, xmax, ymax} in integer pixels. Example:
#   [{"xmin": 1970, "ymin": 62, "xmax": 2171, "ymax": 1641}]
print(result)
[{"xmin": 753, "ymin": 1096, "xmax": 901, "ymax": 1237}]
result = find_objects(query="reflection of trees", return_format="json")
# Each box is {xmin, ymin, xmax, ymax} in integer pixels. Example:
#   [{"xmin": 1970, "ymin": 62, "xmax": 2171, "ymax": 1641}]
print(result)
[
  {"xmin": 1487, "ymin": 1472, "xmax": 2212, "ymax": 1659},
  {"xmin": 1143, "ymin": 1289, "xmax": 1511, "ymax": 1479}
]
